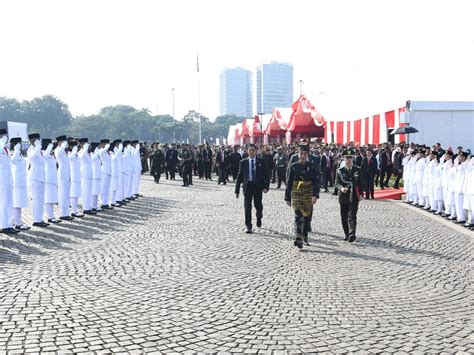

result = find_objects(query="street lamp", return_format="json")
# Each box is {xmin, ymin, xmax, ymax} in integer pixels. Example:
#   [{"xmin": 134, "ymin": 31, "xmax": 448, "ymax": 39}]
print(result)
[{"xmin": 257, "ymin": 112, "xmax": 264, "ymax": 147}]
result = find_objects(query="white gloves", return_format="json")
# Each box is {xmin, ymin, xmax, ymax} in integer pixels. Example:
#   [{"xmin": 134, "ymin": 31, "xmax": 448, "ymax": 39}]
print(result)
[
  {"xmin": 104, "ymin": 143, "xmax": 110, "ymax": 151},
  {"xmin": 34, "ymin": 139, "xmax": 41, "ymax": 147},
  {"xmin": 118, "ymin": 143, "xmax": 123, "ymax": 151},
  {"xmin": 72, "ymin": 146, "xmax": 78, "ymax": 154},
  {"xmin": 14, "ymin": 143, "xmax": 21, "ymax": 152},
  {"xmin": 1, "ymin": 136, "xmax": 8, "ymax": 145},
  {"xmin": 61, "ymin": 141, "xmax": 68, "ymax": 148},
  {"xmin": 83, "ymin": 143, "xmax": 89, "ymax": 151}
]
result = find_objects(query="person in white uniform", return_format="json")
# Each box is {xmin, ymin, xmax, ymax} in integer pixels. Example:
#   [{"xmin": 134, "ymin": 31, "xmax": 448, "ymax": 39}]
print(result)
[
  {"xmin": 27, "ymin": 133, "xmax": 49, "ymax": 228},
  {"xmin": 432, "ymin": 153, "xmax": 444, "ymax": 215},
  {"xmin": 0, "ymin": 129, "xmax": 17, "ymax": 234},
  {"xmin": 99, "ymin": 139, "xmax": 113, "ymax": 209},
  {"xmin": 131, "ymin": 140, "xmax": 142, "ymax": 198},
  {"xmin": 43, "ymin": 139, "xmax": 61, "ymax": 224},
  {"xmin": 78, "ymin": 138, "xmax": 95, "ymax": 215},
  {"xmin": 462, "ymin": 154, "xmax": 474, "ymax": 229},
  {"xmin": 453, "ymin": 151, "xmax": 468, "ymax": 224},
  {"xmin": 90, "ymin": 142, "xmax": 102, "ymax": 212},
  {"xmin": 112, "ymin": 140, "xmax": 125, "ymax": 206},
  {"xmin": 446, "ymin": 153, "xmax": 458, "ymax": 221},
  {"xmin": 10, "ymin": 137, "xmax": 30, "ymax": 230},
  {"xmin": 69, "ymin": 141, "xmax": 83, "ymax": 218},
  {"xmin": 414, "ymin": 149, "xmax": 427, "ymax": 207},
  {"xmin": 54, "ymin": 135, "xmax": 74, "ymax": 221},
  {"xmin": 119, "ymin": 141, "xmax": 129, "ymax": 205},
  {"xmin": 110, "ymin": 141, "xmax": 121, "ymax": 207}
]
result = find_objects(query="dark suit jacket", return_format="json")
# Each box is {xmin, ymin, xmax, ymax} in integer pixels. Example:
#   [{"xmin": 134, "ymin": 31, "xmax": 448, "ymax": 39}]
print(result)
[
  {"xmin": 235, "ymin": 157, "xmax": 270, "ymax": 195},
  {"xmin": 336, "ymin": 165, "xmax": 364, "ymax": 204},
  {"xmin": 216, "ymin": 150, "xmax": 230, "ymax": 168},
  {"xmin": 379, "ymin": 151, "xmax": 392, "ymax": 169},
  {"xmin": 202, "ymin": 148, "xmax": 213, "ymax": 163},
  {"xmin": 165, "ymin": 149, "xmax": 178, "ymax": 164},
  {"xmin": 361, "ymin": 156, "xmax": 378, "ymax": 177},
  {"xmin": 230, "ymin": 152, "xmax": 242, "ymax": 169},
  {"xmin": 320, "ymin": 155, "xmax": 332, "ymax": 174}
]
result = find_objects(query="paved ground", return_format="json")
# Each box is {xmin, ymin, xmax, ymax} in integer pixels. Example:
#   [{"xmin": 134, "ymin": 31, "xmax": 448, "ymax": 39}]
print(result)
[{"xmin": 0, "ymin": 175, "xmax": 472, "ymax": 354}]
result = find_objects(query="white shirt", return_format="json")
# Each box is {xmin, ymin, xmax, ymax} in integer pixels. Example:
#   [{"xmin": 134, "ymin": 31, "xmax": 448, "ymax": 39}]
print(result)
[{"xmin": 248, "ymin": 157, "xmax": 256, "ymax": 181}]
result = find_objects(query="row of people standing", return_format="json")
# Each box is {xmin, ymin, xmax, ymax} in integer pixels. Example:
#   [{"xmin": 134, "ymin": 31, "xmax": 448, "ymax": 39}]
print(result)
[{"xmin": 0, "ymin": 129, "xmax": 143, "ymax": 234}]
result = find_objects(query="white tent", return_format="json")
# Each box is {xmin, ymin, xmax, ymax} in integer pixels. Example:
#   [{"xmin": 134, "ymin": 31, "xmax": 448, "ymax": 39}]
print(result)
[{"xmin": 405, "ymin": 101, "xmax": 474, "ymax": 149}]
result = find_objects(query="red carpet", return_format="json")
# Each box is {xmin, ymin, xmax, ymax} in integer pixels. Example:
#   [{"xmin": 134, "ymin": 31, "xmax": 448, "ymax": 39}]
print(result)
[{"xmin": 374, "ymin": 188, "xmax": 405, "ymax": 200}]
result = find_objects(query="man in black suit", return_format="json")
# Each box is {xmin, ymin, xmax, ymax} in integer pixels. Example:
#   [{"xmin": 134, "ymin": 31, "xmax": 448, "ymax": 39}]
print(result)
[
  {"xmin": 379, "ymin": 145, "xmax": 393, "ymax": 189},
  {"xmin": 165, "ymin": 143, "xmax": 178, "ymax": 180},
  {"xmin": 229, "ymin": 146, "xmax": 242, "ymax": 181},
  {"xmin": 320, "ymin": 148, "xmax": 332, "ymax": 192},
  {"xmin": 361, "ymin": 149, "xmax": 377, "ymax": 199},
  {"xmin": 392, "ymin": 147, "xmax": 405, "ymax": 189},
  {"xmin": 216, "ymin": 145, "xmax": 230, "ymax": 185},
  {"xmin": 202, "ymin": 144, "xmax": 213, "ymax": 180},
  {"xmin": 235, "ymin": 143, "xmax": 270, "ymax": 234}
]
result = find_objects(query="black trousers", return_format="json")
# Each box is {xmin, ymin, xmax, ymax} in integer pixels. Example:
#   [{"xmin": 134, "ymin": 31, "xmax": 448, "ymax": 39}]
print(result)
[
  {"xmin": 271, "ymin": 167, "xmax": 276, "ymax": 182},
  {"xmin": 218, "ymin": 166, "xmax": 227, "ymax": 184},
  {"xmin": 198, "ymin": 162, "xmax": 204, "ymax": 179},
  {"xmin": 231, "ymin": 167, "xmax": 239, "ymax": 181},
  {"xmin": 182, "ymin": 162, "xmax": 191, "ymax": 186},
  {"xmin": 364, "ymin": 174, "xmax": 375, "ymax": 198},
  {"xmin": 152, "ymin": 168, "xmax": 161, "ymax": 183},
  {"xmin": 380, "ymin": 167, "xmax": 392, "ymax": 187},
  {"xmin": 204, "ymin": 162, "xmax": 212, "ymax": 180},
  {"xmin": 340, "ymin": 202, "xmax": 359, "ymax": 238},
  {"xmin": 167, "ymin": 163, "xmax": 176, "ymax": 180},
  {"xmin": 393, "ymin": 168, "xmax": 402, "ymax": 188},
  {"xmin": 295, "ymin": 210, "xmax": 311, "ymax": 242},
  {"xmin": 276, "ymin": 167, "xmax": 286, "ymax": 188},
  {"xmin": 322, "ymin": 170, "xmax": 331, "ymax": 190},
  {"xmin": 244, "ymin": 182, "xmax": 263, "ymax": 228}
]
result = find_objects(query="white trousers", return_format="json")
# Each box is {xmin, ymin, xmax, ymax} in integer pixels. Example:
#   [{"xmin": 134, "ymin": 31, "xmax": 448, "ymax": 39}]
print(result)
[
  {"xmin": 58, "ymin": 179, "xmax": 71, "ymax": 217},
  {"xmin": 70, "ymin": 197, "xmax": 79, "ymax": 214},
  {"xmin": 132, "ymin": 171, "xmax": 140, "ymax": 195},
  {"xmin": 127, "ymin": 171, "xmax": 133, "ymax": 197},
  {"xmin": 92, "ymin": 195, "xmax": 99, "ymax": 209},
  {"xmin": 101, "ymin": 173, "xmax": 111, "ymax": 206},
  {"xmin": 81, "ymin": 178, "xmax": 92, "ymax": 211},
  {"xmin": 12, "ymin": 207, "xmax": 23, "ymax": 226},
  {"xmin": 30, "ymin": 181, "xmax": 45, "ymax": 223},
  {"xmin": 415, "ymin": 182, "xmax": 424, "ymax": 205},
  {"xmin": 0, "ymin": 185, "xmax": 13, "ymax": 229},
  {"xmin": 45, "ymin": 203, "xmax": 56, "ymax": 219},
  {"xmin": 455, "ymin": 193, "xmax": 466, "ymax": 222}
]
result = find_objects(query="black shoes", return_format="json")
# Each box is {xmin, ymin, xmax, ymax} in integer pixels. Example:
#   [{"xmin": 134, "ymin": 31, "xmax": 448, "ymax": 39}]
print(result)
[
  {"xmin": 71, "ymin": 213, "xmax": 84, "ymax": 218},
  {"xmin": 60, "ymin": 216, "xmax": 75, "ymax": 221},
  {"xmin": 33, "ymin": 222, "xmax": 50, "ymax": 228},
  {"xmin": 48, "ymin": 218, "xmax": 61, "ymax": 224},
  {"xmin": 294, "ymin": 239, "xmax": 303, "ymax": 249},
  {"xmin": 1, "ymin": 228, "xmax": 20, "ymax": 234},
  {"xmin": 344, "ymin": 235, "xmax": 349, "ymax": 241},
  {"xmin": 256, "ymin": 220, "xmax": 262, "ymax": 228},
  {"xmin": 14, "ymin": 224, "xmax": 31, "ymax": 231},
  {"xmin": 83, "ymin": 210, "xmax": 97, "ymax": 215},
  {"xmin": 348, "ymin": 235, "xmax": 357, "ymax": 243},
  {"xmin": 101, "ymin": 205, "xmax": 113, "ymax": 210},
  {"xmin": 245, "ymin": 227, "xmax": 253, "ymax": 234}
]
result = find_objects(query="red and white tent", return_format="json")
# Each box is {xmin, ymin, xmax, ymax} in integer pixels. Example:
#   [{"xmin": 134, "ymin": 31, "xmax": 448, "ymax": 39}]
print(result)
[
  {"xmin": 285, "ymin": 95, "xmax": 326, "ymax": 143},
  {"xmin": 263, "ymin": 108, "xmax": 290, "ymax": 144},
  {"xmin": 324, "ymin": 107, "xmax": 407, "ymax": 145}
]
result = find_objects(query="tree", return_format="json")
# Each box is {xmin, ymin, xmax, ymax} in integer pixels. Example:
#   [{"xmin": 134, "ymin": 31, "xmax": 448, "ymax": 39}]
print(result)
[
  {"xmin": 0, "ymin": 97, "xmax": 24, "ymax": 123},
  {"xmin": 23, "ymin": 95, "xmax": 72, "ymax": 137}
]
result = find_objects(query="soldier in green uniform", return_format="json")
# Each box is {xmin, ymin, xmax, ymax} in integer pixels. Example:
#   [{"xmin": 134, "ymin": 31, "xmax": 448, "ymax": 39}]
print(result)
[
  {"xmin": 336, "ymin": 148, "xmax": 364, "ymax": 243},
  {"xmin": 273, "ymin": 147, "xmax": 288, "ymax": 188},
  {"xmin": 285, "ymin": 143, "xmax": 320, "ymax": 249},
  {"xmin": 178, "ymin": 143, "xmax": 193, "ymax": 187}
]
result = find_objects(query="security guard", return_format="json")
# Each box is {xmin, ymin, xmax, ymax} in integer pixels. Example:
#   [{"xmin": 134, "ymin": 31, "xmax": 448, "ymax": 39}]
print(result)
[
  {"xmin": 285, "ymin": 143, "xmax": 320, "ymax": 249},
  {"xmin": 336, "ymin": 148, "xmax": 364, "ymax": 243}
]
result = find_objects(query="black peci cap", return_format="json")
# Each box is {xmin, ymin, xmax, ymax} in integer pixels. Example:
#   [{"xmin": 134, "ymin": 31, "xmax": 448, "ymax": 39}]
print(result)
[
  {"xmin": 10, "ymin": 137, "xmax": 22, "ymax": 145},
  {"xmin": 56, "ymin": 135, "xmax": 67, "ymax": 142},
  {"xmin": 113, "ymin": 139, "xmax": 122, "ymax": 144},
  {"xmin": 28, "ymin": 133, "xmax": 40, "ymax": 140},
  {"xmin": 90, "ymin": 142, "xmax": 100, "ymax": 150},
  {"xmin": 100, "ymin": 139, "xmax": 110, "ymax": 144},
  {"xmin": 79, "ymin": 138, "xmax": 89, "ymax": 143}
]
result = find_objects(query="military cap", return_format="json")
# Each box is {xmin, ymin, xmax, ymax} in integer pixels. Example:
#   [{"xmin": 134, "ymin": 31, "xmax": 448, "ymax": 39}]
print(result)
[
  {"xmin": 410, "ymin": 150, "xmax": 418, "ymax": 155},
  {"xmin": 90, "ymin": 142, "xmax": 100, "ymax": 150},
  {"xmin": 78, "ymin": 138, "xmax": 89, "ymax": 143},
  {"xmin": 100, "ymin": 139, "xmax": 110, "ymax": 144},
  {"xmin": 459, "ymin": 151, "xmax": 469, "ymax": 158},
  {"xmin": 28, "ymin": 133, "xmax": 40, "ymax": 140},
  {"xmin": 298, "ymin": 143, "xmax": 310, "ymax": 152},
  {"xmin": 342, "ymin": 148, "xmax": 355, "ymax": 157},
  {"xmin": 10, "ymin": 137, "xmax": 22, "ymax": 145},
  {"xmin": 113, "ymin": 139, "xmax": 122, "ymax": 144},
  {"xmin": 0, "ymin": 128, "xmax": 7, "ymax": 135},
  {"xmin": 56, "ymin": 135, "xmax": 67, "ymax": 142}
]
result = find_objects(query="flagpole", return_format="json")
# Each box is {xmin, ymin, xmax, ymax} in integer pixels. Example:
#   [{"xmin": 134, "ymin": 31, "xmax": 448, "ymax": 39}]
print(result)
[{"xmin": 197, "ymin": 54, "xmax": 202, "ymax": 144}]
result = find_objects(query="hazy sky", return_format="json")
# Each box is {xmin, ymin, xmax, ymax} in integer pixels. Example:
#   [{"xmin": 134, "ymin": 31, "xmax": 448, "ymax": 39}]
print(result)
[{"xmin": 1, "ymin": 0, "xmax": 473, "ymax": 121}]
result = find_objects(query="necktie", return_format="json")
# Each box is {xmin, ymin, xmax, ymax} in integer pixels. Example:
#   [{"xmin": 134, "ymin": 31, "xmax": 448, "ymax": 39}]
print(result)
[
  {"xmin": 327, "ymin": 156, "xmax": 330, "ymax": 168},
  {"xmin": 251, "ymin": 159, "xmax": 255, "ymax": 181}
]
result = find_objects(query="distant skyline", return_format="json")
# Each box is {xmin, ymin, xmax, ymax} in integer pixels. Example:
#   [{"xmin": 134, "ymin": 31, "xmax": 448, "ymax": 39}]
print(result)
[
  {"xmin": 219, "ymin": 67, "xmax": 253, "ymax": 117},
  {"xmin": 1, "ymin": 0, "xmax": 473, "ymax": 122}
]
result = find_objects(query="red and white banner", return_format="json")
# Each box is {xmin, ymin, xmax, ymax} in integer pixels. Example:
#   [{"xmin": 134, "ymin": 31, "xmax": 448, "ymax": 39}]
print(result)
[{"xmin": 324, "ymin": 106, "xmax": 406, "ymax": 145}]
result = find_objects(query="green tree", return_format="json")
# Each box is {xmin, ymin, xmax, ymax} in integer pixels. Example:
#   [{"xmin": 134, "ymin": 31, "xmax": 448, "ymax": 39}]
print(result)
[{"xmin": 23, "ymin": 95, "xmax": 72, "ymax": 137}]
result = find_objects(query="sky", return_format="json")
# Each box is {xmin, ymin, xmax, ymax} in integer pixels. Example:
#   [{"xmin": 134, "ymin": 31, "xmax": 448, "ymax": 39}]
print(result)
[{"xmin": 1, "ymin": 0, "xmax": 473, "ymax": 122}]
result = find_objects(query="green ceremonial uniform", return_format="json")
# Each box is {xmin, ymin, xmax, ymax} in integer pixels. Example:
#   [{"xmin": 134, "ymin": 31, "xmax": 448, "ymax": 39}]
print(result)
[
  {"xmin": 285, "ymin": 160, "xmax": 320, "ymax": 247},
  {"xmin": 336, "ymin": 163, "xmax": 364, "ymax": 242},
  {"xmin": 179, "ymin": 148, "xmax": 193, "ymax": 187}
]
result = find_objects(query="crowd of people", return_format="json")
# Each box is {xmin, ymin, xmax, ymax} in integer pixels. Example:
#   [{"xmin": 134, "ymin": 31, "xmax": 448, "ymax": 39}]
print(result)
[
  {"xmin": 142, "ymin": 139, "xmax": 474, "ymax": 245},
  {"xmin": 0, "ymin": 129, "xmax": 143, "ymax": 234}
]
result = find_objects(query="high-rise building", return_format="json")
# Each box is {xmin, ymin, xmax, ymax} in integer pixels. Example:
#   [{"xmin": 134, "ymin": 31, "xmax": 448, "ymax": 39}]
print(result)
[
  {"xmin": 256, "ymin": 62, "xmax": 293, "ymax": 114},
  {"xmin": 219, "ymin": 68, "xmax": 252, "ymax": 117}
]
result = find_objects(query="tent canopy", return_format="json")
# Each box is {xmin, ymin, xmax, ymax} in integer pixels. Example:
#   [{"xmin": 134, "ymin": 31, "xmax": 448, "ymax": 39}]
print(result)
[
  {"xmin": 264, "ymin": 108, "xmax": 288, "ymax": 137},
  {"xmin": 287, "ymin": 95, "xmax": 325, "ymax": 136}
]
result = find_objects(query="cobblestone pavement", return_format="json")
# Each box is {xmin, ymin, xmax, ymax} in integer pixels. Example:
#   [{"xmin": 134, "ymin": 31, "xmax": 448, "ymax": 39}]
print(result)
[{"xmin": 0, "ymin": 175, "xmax": 472, "ymax": 354}]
